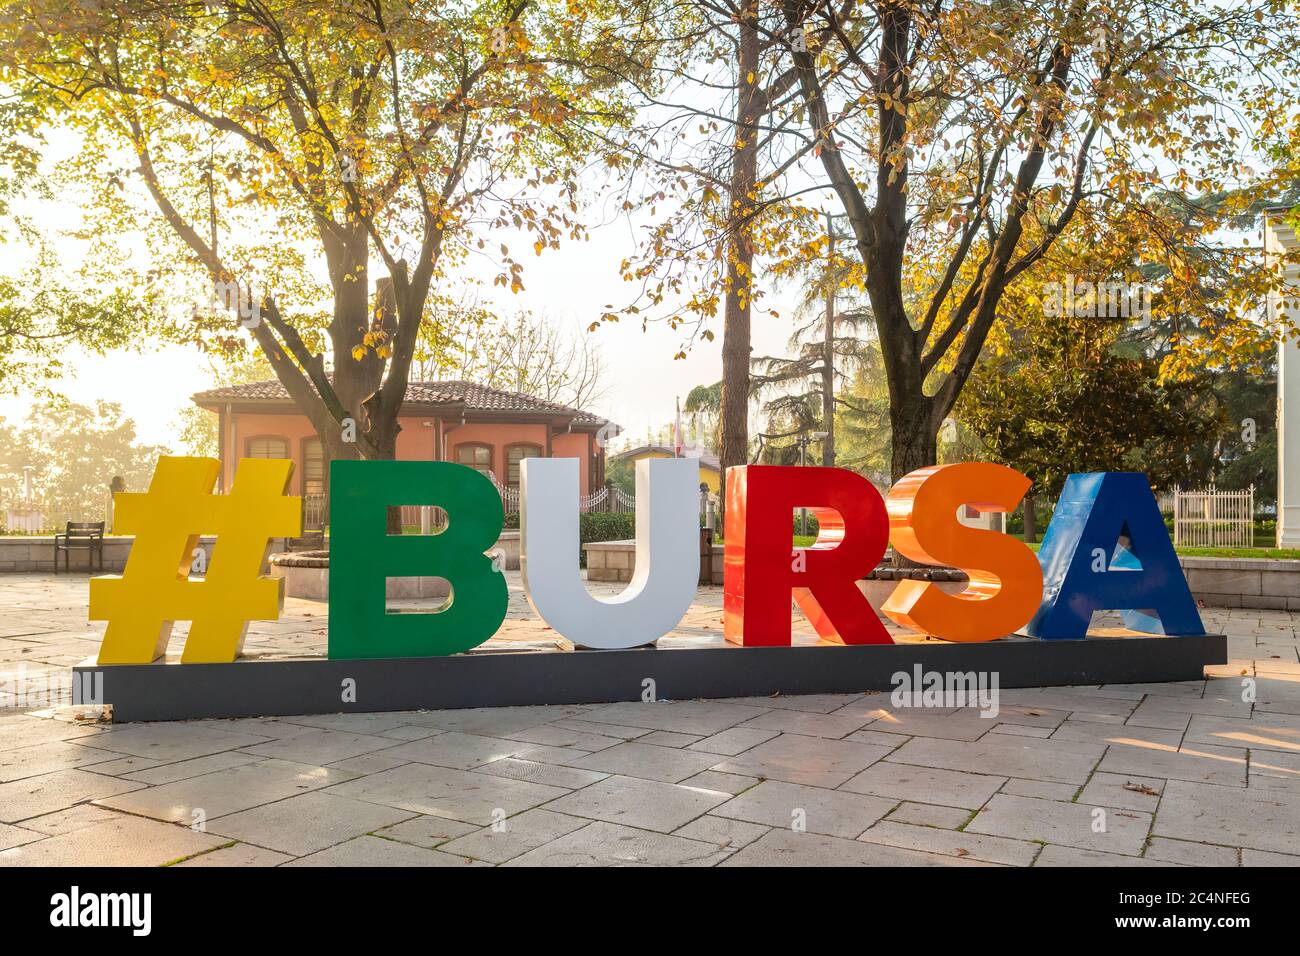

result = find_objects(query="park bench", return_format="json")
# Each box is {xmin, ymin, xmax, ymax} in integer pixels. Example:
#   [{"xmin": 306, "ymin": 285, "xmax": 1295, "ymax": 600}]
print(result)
[{"xmin": 54, "ymin": 521, "xmax": 105, "ymax": 573}]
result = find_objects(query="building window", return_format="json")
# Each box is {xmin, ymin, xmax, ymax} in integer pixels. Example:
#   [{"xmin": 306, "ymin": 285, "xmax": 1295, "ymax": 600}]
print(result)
[
  {"xmin": 303, "ymin": 438, "xmax": 325, "ymax": 497},
  {"xmin": 506, "ymin": 444, "xmax": 542, "ymax": 487},
  {"xmin": 456, "ymin": 443, "xmax": 493, "ymax": 479},
  {"xmin": 246, "ymin": 436, "xmax": 289, "ymax": 459}
]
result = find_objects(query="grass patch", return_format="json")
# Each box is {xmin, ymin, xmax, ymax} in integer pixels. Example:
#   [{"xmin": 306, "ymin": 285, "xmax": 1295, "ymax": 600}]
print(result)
[{"xmin": 1021, "ymin": 541, "xmax": 1300, "ymax": 560}]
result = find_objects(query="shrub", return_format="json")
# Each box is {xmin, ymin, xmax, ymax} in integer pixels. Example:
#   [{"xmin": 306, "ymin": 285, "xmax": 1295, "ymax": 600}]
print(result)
[
  {"xmin": 580, "ymin": 512, "xmax": 635, "ymax": 566},
  {"xmin": 500, "ymin": 513, "xmax": 633, "ymax": 564},
  {"xmin": 793, "ymin": 512, "xmax": 819, "ymax": 537}
]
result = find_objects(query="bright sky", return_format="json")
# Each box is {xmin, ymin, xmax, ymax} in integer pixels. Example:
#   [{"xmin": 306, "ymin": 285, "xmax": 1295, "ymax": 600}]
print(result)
[{"xmin": 0, "ymin": 126, "xmax": 813, "ymax": 450}]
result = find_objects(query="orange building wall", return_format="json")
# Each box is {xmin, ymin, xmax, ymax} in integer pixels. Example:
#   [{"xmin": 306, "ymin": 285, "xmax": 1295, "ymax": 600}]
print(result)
[
  {"xmin": 552, "ymin": 431, "xmax": 596, "ymax": 492},
  {"xmin": 225, "ymin": 412, "xmax": 597, "ymax": 494},
  {"xmin": 443, "ymin": 421, "xmax": 546, "ymax": 483},
  {"xmin": 228, "ymin": 412, "xmax": 319, "ymax": 493}
]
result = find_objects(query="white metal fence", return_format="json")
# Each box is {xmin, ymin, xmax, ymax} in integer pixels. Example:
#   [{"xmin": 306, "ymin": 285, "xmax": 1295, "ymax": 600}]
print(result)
[
  {"xmin": 304, "ymin": 493, "xmax": 326, "ymax": 530},
  {"xmin": 578, "ymin": 485, "xmax": 636, "ymax": 514},
  {"xmin": 1171, "ymin": 485, "xmax": 1255, "ymax": 549}
]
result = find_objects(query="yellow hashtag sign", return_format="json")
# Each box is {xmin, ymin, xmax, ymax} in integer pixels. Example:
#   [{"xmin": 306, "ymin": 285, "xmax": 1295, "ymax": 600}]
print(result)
[{"xmin": 90, "ymin": 456, "xmax": 302, "ymax": 665}]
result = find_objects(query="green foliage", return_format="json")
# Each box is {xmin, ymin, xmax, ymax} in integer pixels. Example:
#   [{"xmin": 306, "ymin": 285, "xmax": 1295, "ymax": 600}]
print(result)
[
  {"xmin": 605, "ymin": 457, "xmax": 635, "ymax": 495},
  {"xmin": 1183, "ymin": 367, "xmax": 1277, "ymax": 505},
  {"xmin": 175, "ymin": 407, "xmax": 218, "ymax": 459},
  {"xmin": 683, "ymin": 381, "xmax": 722, "ymax": 452},
  {"xmin": 833, "ymin": 344, "xmax": 892, "ymax": 482},
  {"xmin": 579, "ymin": 511, "xmax": 635, "ymax": 567},
  {"xmin": 581, "ymin": 512, "xmax": 635, "ymax": 546},
  {"xmin": 0, "ymin": 401, "xmax": 170, "ymax": 532},
  {"xmin": 0, "ymin": 0, "xmax": 647, "ymax": 460},
  {"xmin": 961, "ymin": 313, "xmax": 1226, "ymax": 500},
  {"xmin": 0, "ymin": 264, "xmax": 163, "ymax": 396},
  {"xmin": 501, "ymin": 510, "xmax": 635, "ymax": 565},
  {"xmin": 794, "ymin": 512, "xmax": 819, "ymax": 537}
]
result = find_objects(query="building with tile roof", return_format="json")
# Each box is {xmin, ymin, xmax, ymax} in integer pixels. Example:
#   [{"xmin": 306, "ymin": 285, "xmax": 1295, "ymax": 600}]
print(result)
[
  {"xmin": 611, "ymin": 443, "xmax": 722, "ymax": 494},
  {"xmin": 191, "ymin": 380, "xmax": 619, "ymax": 513}
]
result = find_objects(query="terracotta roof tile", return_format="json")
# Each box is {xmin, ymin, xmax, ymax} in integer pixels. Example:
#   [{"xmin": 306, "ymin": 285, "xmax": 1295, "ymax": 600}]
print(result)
[{"xmin": 193, "ymin": 379, "xmax": 611, "ymax": 427}]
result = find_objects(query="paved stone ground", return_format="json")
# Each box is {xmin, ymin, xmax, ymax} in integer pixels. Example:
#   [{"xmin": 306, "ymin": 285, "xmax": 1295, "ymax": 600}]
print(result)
[{"xmin": 0, "ymin": 571, "xmax": 1297, "ymax": 866}]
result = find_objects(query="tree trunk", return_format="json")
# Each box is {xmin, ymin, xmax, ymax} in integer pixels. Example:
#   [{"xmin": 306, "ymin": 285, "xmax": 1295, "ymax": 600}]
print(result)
[
  {"xmin": 1022, "ymin": 494, "xmax": 1037, "ymax": 544},
  {"xmin": 821, "ymin": 214, "xmax": 836, "ymax": 467},
  {"xmin": 317, "ymin": 239, "xmax": 404, "ymax": 534},
  {"xmin": 326, "ymin": 226, "xmax": 377, "ymax": 427},
  {"xmin": 889, "ymin": 399, "xmax": 937, "ymax": 484},
  {"xmin": 888, "ymin": 397, "xmax": 937, "ymax": 568},
  {"xmin": 717, "ymin": 0, "xmax": 761, "ymax": 503}
]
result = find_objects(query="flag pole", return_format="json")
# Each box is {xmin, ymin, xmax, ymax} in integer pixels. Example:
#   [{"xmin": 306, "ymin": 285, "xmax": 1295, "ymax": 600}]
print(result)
[{"xmin": 674, "ymin": 397, "xmax": 682, "ymax": 458}]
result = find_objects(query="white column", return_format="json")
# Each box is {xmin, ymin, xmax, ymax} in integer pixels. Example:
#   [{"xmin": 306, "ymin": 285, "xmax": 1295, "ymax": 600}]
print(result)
[{"xmin": 1264, "ymin": 209, "xmax": 1300, "ymax": 548}]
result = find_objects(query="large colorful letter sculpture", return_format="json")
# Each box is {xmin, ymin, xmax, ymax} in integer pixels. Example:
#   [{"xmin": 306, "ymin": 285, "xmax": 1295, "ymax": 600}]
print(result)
[
  {"xmin": 91, "ymin": 456, "xmax": 300, "ymax": 664},
  {"xmin": 1026, "ymin": 472, "xmax": 1204, "ymax": 639},
  {"xmin": 724, "ymin": 465, "xmax": 891, "ymax": 646},
  {"xmin": 520, "ymin": 457, "xmax": 700, "ymax": 649},
  {"xmin": 883, "ymin": 463, "xmax": 1044, "ymax": 642},
  {"xmin": 328, "ymin": 460, "xmax": 508, "ymax": 658}
]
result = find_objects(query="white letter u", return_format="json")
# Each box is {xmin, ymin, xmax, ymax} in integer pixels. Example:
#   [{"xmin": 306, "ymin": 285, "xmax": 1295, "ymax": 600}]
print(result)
[{"xmin": 520, "ymin": 457, "xmax": 700, "ymax": 649}]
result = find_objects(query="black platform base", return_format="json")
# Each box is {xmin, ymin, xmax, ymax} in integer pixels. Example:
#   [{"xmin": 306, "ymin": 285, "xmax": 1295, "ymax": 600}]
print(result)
[{"xmin": 74, "ymin": 633, "xmax": 1228, "ymax": 723}]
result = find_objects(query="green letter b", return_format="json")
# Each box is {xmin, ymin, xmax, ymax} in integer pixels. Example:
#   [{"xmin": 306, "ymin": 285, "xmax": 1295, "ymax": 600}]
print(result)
[{"xmin": 328, "ymin": 460, "xmax": 507, "ymax": 658}]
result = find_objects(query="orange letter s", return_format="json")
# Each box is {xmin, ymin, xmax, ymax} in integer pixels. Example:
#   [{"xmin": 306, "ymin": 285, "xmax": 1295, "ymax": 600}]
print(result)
[{"xmin": 882, "ymin": 463, "xmax": 1042, "ymax": 642}]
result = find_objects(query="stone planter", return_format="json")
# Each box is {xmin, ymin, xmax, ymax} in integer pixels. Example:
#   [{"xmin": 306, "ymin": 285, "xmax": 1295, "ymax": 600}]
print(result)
[
  {"xmin": 269, "ymin": 531, "xmax": 520, "ymax": 602},
  {"xmin": 585, "ymin": 539, "xmax": 725, "ymax": 586},
  {"xmin": 269, "ymin": 551, "xmax": 453, "ymax": 602},
  {"xmin": 1178, "ymin": 556, "xmax": 1300, "ymax": 609},
  {"xmin": 494, "ymin": 531, "xmax": 520, "ymax": 570}
]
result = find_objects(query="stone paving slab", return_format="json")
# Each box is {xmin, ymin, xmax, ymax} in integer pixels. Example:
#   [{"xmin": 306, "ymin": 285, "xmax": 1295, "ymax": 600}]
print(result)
[
  {"xmin": 1035, "ymin": 845, "xmax": 1183, "ymax": 867},
  {"xmin": 559, "ymin": 740, "xmax": 719, "ymax": 782},
  {"xmin": 544, "ymin": 774, "xmax": 732, "ymax": 832},
  {"xmin": 439, "ymin": 808, "xmax": 590, "ymax": 863},
  {"xmin": 324, "ymin": 762, "xmax": 567, "ymax": 825},
  {"xmin": 858, "ymin": 819, "xmax": 1039, "ymax": 866},
  {"xmin": 207, "ymin": 792, "xmax": 417, "ymax": 857},
  {"xmin": 886, "ymin": 801, "xmax": 972, "ymax": 828},
  {"xmin": 1097, "ymin": 741, "xmax": 1248, "ymax": 787},
  {"xmin": 0, "ymin": 572, "xmax": 1298, "ymax": 866},
  {"xmin": 96, "ymin": 758, "xmax": 360, "ymax": 823},
  {"xmin": 0, "ymin": 769, "xmax": 143, "ymax": 823},
  {"xmin": 839, "ymin": 762, "xmax": 1006, "ymax": 809},
  {"xmin": 722, "ymin": 828, "xmax": 995, "ymax": 866},
  {"xmin": 283, "ymin": 835, "xmax": 485, "ymax": 867},
  {"xmin": 502, "ymin": 821, "xmax": 730, "ymax": 866},
  {"xmin": 0, "ymin": 812, "xmax": 224, "ymax": 866},
  {"xmin": 174, "ymin": 843, "xmax": 295, "ymax": 867},
  {"xmin": 713, "ymin": 733, "xmax": 894, "ymax": 787},
  {"xmin": 1154, "ymin": 778, "xmax": 1300, "ymax": 855},
  {"xmin": 673, "ymin": 814, "xmax": 770, "ymax": 849},
  {"xmin": 967, "ymin": 793, "xmax": 1151, "ymax": 855},
  {"xmin": 885, "ymin": 734, "xmax": 1105, "ymax": 785},
  {"xmin": 713, "ymin": 779, "xmax": 894, "ymax": 838}
]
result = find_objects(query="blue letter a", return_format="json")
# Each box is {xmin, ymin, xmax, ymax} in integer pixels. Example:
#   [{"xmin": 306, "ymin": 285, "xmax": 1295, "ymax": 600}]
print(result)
[{"xmin": 1027, "ymin": 473, "xmax": 1204, "ymax": 639}]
